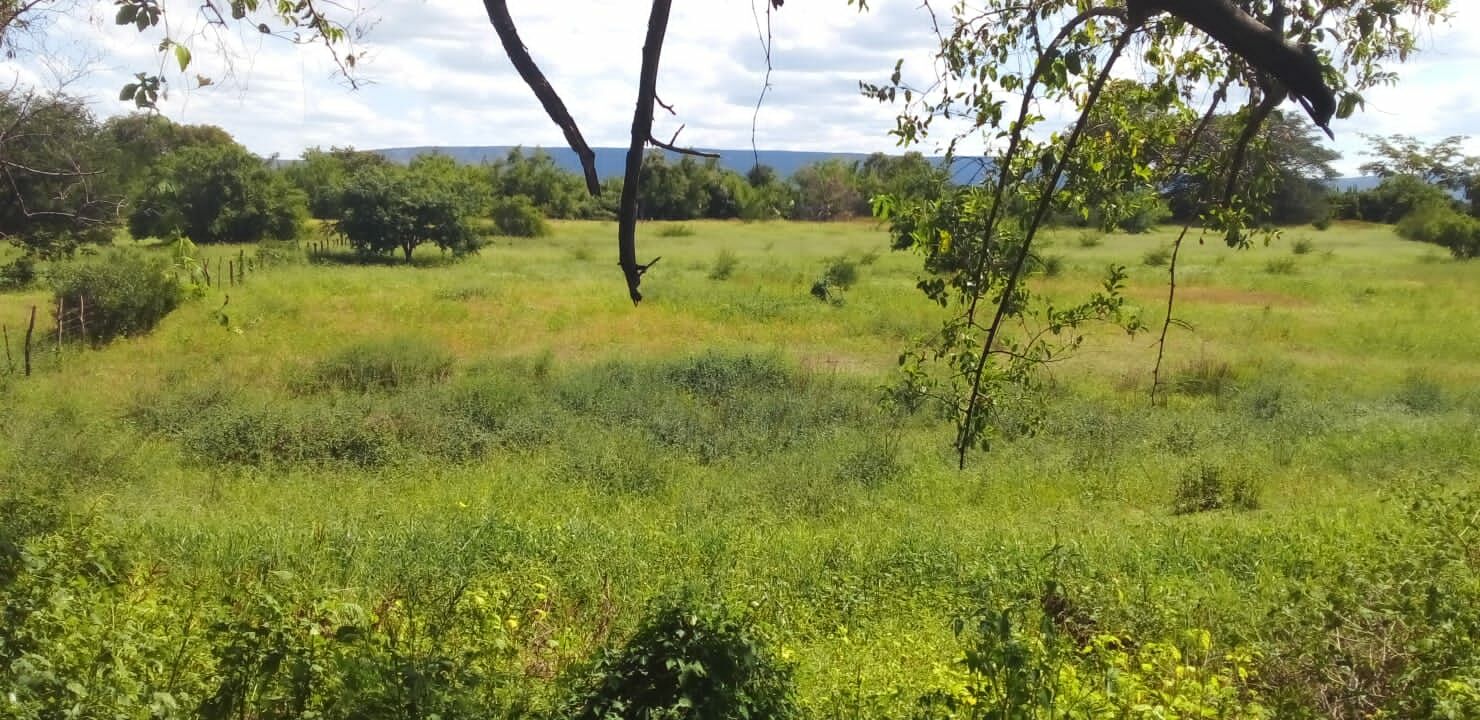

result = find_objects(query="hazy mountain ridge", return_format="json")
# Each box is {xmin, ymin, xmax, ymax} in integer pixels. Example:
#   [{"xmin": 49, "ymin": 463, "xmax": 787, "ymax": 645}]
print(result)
[{"xmin": 370, "ymin": 145, "xmax": 1379, "ymax": 191}]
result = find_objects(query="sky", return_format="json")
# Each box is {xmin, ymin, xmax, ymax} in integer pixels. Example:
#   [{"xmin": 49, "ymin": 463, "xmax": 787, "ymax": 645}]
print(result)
[{"xmin": 4, "ymin": 0, "xmax": 1479, "ymax": 176}]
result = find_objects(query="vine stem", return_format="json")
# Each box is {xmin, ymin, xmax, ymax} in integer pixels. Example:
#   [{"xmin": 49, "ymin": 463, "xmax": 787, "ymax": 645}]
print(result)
[{"xmin": 956, "ymin": 28, "xmax": 1136, "ymax": 469}]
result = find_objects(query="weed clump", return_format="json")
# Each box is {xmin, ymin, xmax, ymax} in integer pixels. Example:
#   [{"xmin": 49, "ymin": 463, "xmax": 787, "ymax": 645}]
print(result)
[
  {"xmin": 1394, "ymin": 372, "xmax": 1445, "ymax": 413},
  {"xmin": 1174, "ymin": 357, "xmax": 1238, "ymax": 398},
  {"xmin": 1142, "ymin": 246, "xmax": 1172, "ymax": 267},
  {"xmin": 1172, "ymin": 460, "xmax": 1259, "ymax": 514},
  {"xmin": 656, "ymin": 223, "xmax": 696, "ymax": 238},
  {"xmin": 709, "ymin": 249, "xmax": 739, "ymax": 280},
  {"xmin": 295, "ymin": 337, "xmax": 455, "ymax": 393}
]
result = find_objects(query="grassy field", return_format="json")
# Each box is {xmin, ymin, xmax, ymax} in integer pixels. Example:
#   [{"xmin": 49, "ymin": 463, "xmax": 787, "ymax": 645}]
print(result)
[{"xmin": 2, "ymin": 220, "xmax": 1477, "ymax": 717}]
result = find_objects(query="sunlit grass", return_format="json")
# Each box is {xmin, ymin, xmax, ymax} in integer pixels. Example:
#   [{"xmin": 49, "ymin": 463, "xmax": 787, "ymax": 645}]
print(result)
[{"xmin": 1, "ymin": 218, "xmax": 1476, "ymax": 713}]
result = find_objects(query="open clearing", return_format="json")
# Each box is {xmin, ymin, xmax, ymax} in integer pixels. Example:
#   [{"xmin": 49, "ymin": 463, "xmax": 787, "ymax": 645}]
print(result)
[{"xmin": 2, "ymin": 220, "xmax": 1477, "ymax": 715}]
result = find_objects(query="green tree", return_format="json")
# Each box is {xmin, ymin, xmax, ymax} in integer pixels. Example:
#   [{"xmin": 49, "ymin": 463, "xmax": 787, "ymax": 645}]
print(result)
[
  {"xmin": 1360, "ymin": 134, "xmax": 1478, "ymax": 193},
  {"xmin": 790, "ymin": 159, "xmax": 862, "ymax": 221},
  {"xmin": 487, "ymin": 148, "xmax": 589, "ymax": 219},
  {"xmin": 860, "ymin": 0, "xmax": 1449, "ymax": 462},
  {"xmin": 336, "ymin": 166, "xmax": 480, "ymax": 262},
  {"xmin": 0, "ymin": 90, "xmax": 121, "ymax": 258},
  {"xmin": 282, "ymin": 146, "xmax": 391, "ymax": 220},
  {"xmin": 128, "ymin": 140, "xmax": 306, "ymax": 244},
  {"xmin": 102, "ymin": 114, "xmax": 236, "ymax": 195}
]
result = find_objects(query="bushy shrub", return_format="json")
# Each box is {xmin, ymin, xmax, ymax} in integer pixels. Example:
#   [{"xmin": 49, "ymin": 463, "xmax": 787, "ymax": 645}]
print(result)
[
  {"xmin": 490, "ymin": 194, "xmax": 549, "ymax": 238},
  {"xmin": 1172, "ymin": 460, "xmax": 1259, "ymax": 514},
  {"xmin": 1394, "ymin": 371, "xmax": 1445, "ymax": 413},
  {"xmin": 1142, "ymin": 245, "xmax": 1172, "ymax": 267},
  {"xmin": 0, "ymin": 255, "xmax": 37, "ymax": 290},
  {"xmin": 1174, "ymin": 357, "xmax": 1238, "ymax": 397},
  {"xmin": 565, "ymin": 600, "xmax": 797, "ymax": 720},
  {"xmin": 708, "ymin": 249, "xmax": 739, "ymax": 280},
  {"xmin": 1290, "ymin": 237, "xmax": 1315, "ymax": 255},
  {"xmin": 295, "ymin": 337, "xmax": 455, "ymax": 393},
  {"xmin": 1265, "ymin": 257, "xmax": 1298, "ymax": 275},
  {"xmin": 810, "ymin": 257, "xmax": 859, "ymax": 303},
  {"xmin": 1396, "ymin": 202, "xmax": 1480, "ymax": 259},
  {"xmin": 657, "ymin": 223, "xmax": 695, "ymax": 238},
  {"xmin": 48, "ymin": 248, "xmax": 184, "ymax": 345}
]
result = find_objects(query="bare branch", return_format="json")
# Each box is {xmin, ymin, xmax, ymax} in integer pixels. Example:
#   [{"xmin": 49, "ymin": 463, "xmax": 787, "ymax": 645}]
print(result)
[
  {"xmin": 483, "ymin": 0, "xmax": 601, "ymax": 196},
  {"xmin": 617, "ymin": 0, "xmax": 676, "ymax": 304},
  {"xmin": 650, "ymin": 125, "xmax": 720, "ymax": 159}
]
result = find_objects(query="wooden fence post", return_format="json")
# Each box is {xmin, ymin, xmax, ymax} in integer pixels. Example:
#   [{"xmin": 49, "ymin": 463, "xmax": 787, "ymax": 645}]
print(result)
[
  {"xmin": 24, "ymin": 305, "xmax": 35, "ymax": 376},
  {"xmin": 56, "ymin": 297, "xmax": 63, "ymax": 352},
  {"xmin": 2, "ymin": 324, "xmax": 12, "ymax": 373},
  {"xmin": 79, "ymin": 296, "xmax": 87, "ymax": 346},
  {"xmin": 228, "ymin": 260, "xmax": 234, "ymax": 287}
]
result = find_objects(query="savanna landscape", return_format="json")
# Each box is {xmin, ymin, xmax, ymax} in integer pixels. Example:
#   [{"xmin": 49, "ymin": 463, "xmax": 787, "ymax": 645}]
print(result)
[
  {"xmin": 3, "ymin": 218, "xmax": 1477, "ymax": 717},
  {"xmin": 3, "ymin": 0, "xmax": 1480, "ymax": 717}
]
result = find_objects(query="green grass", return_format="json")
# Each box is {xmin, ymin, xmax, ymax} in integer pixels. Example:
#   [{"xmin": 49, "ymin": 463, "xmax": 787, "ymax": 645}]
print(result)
[{"xmin": 1, "ymin": 220, "xmax": 1477, "ymax": 716}]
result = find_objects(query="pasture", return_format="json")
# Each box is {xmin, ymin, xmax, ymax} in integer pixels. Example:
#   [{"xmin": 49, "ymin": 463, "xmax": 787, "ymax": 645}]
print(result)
[{"xmin": 1, "ymin": 220, "xmax": 1477, "ymax": 716}]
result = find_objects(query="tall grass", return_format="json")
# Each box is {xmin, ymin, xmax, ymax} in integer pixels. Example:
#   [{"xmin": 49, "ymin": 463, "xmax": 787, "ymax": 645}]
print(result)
[{"xmin": 1, "ymin": 220, "xmax": 1477, "ymax": 717}]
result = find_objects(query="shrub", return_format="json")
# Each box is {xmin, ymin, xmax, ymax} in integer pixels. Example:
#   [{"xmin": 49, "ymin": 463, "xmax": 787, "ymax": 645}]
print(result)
[
  {"xmin": 1030, "ymin": 253, "xmax": 1065, "ymax": 277},
  {"xmin": 296, "ymin": 337, "xmax": 455, "ymax": 393},
  {"xmin": 490, "ymin": 194, "xmax": 549, "ymax": 238},
  {"xmin": 656, "ymin": 223, "xmax": 695, "ymax": 238},
  {"xmin": 565, "ymin": 600, "xmax": 797, "ymax": 720},
  {"xmin": 1311, "ymin": 216, "xmax": 1332, "ymax": 230},
  {"xmin": 708, "ymin": 249, "xmax": 739, "ymax": 280},
  {"xmin": 810, "ymin": 256, "xmax": 859, "ymax": 303},
  {"xmin": 1290, "ymin": 237, "xmax": 1315, "ymax": 255},
  {"xmin": 1172, "ymin": 460, "xmax": 1259, "ymax": 514},
  {"xmin": 1077, "ymin": 231, "xmax": 1104, "ymax": 248},
  {"xmin": 1396, "ymin": 202, "xmax": 1480, "ymax": 259},
  {"xmin": 1265, "ymin": 257, "xmax": 1298, "ymax": 275},
  {"xmin": 1142, "ymin": 246, "xmax": 1172, "ymax": 267},
  {"xmin": 48, "ymin": 248, "xmax": 184, "ymax": 345},
  {"xmin": 1395, "ymin": 372, "xmax": 1445, "ymax": 413},
  {"xmin": 0, "ymin": 255, "xmax": 37, "ymax": 290},
  {"xmin": 1174, "ymin": 357, "xmax": 1237, "ymax": 397}
]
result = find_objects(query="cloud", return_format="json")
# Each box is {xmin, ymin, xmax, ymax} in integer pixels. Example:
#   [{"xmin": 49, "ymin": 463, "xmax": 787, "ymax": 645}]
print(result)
[{"xmin": 1, "ymin": 0, "xmax": 1477, "ymax": 170}]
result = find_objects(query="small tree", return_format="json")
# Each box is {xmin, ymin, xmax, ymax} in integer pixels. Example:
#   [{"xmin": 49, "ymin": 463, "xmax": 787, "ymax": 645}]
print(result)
[
  {"xmin": 128, "ymin": 141, "xmax": 306, "ymax": 244},
  {"xmin": 336, "ymin": 166, "xmax": 480, "ymax": 262}
]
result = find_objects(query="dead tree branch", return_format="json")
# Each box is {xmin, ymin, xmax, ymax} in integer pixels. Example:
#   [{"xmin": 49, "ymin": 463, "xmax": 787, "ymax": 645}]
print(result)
[
  {"xmin": 617, "ymin": 0, "xmax": 675, "ymax": 304},
  {"xmin": 483, "ymin": 0, "xmax": 601, "ymax": 196}
]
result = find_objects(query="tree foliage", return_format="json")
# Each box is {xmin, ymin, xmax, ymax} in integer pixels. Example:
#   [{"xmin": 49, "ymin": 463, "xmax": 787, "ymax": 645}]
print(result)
[
  {"xmin": 282, "ymin": 146, "xmax": 391, "ymax": 220},
  {"xmin": 860, "ymin": 0, "xmax": 1450, "ymax": 463},
  {"xmin": 128, "ymin": 139, "xmax": 306, "ymax": 244},
  {"xmin": 335, "ymin": 164, "xmax": 482, "ymax": 262},
  {"xmin": 0, "ymin": 90, "xmax": 122, "ymax": 258}
]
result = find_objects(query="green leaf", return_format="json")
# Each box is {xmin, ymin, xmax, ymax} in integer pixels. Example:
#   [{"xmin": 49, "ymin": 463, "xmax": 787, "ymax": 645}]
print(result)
[
  {"xmin": 174, "ymin": 44, "xmax": 192, "ymax": 71},
  {"xmin": 119, "ymin": 83, "xmax": 138, "ymax": 102},
  {"xmin": 115, "ymin": 4, "xmax": 138, "ymax": 25}
]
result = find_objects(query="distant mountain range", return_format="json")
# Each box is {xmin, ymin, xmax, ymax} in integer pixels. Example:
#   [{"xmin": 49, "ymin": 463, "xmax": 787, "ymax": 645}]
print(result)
[{"xmin": 370, "ymin": 145, "xmax": 1379, "ymax": 192}]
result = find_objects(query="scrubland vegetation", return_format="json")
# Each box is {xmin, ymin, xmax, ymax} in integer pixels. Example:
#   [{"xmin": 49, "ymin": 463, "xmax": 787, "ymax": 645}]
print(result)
[{"xmin": 2, "ymin": 219, "xmax": 1477, "ymax": 717}]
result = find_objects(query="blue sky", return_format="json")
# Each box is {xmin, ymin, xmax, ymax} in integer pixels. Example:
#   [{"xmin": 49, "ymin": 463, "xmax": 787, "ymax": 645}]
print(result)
[{"xmin": 4, "ymin": 0, "xmax": 1477, "ymax": 176}]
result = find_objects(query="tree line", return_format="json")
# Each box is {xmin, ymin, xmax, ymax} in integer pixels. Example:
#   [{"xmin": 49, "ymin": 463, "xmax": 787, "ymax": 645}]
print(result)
[{"xmin": 4, "ymin": 86, "xmax": 1478, "ymax": 277}]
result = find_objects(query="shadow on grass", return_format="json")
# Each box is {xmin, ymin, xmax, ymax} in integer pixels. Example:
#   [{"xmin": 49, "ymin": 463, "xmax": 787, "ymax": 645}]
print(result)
[{"xmin": 307, "ymin": 250, "xmax": 464, "ymax": 269}]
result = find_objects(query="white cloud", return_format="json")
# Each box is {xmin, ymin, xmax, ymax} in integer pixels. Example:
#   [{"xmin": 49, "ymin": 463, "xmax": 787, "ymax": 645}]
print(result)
[{"xmin": 2, "ymin": 0, "xmax": 1478, "ymax": 172}]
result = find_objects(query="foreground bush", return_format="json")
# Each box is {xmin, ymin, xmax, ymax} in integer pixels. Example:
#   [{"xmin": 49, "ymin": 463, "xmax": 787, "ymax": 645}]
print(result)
[
  {"xmin": 565, "ymin": 601, "xmax": 797, "ymax": 720},
  {"xmin": 49, "ymin": 249, "xmax": 184, "ymax": 345}
]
